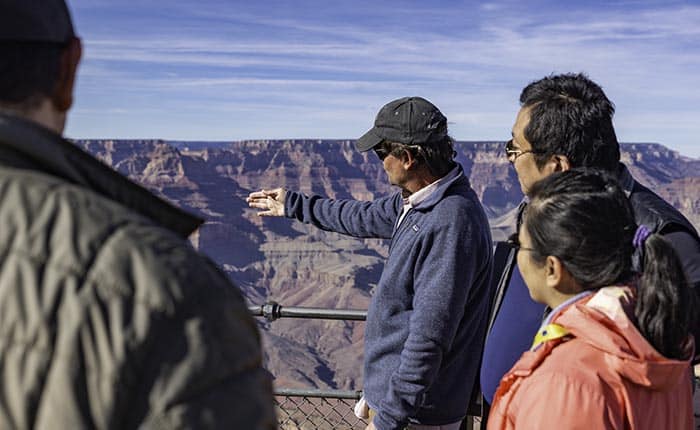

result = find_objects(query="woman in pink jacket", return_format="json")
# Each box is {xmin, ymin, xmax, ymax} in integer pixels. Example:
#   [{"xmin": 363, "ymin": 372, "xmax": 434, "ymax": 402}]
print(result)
[{"xmin": 488, "ymin": 169, "xmax": 696, "ymax": 430}]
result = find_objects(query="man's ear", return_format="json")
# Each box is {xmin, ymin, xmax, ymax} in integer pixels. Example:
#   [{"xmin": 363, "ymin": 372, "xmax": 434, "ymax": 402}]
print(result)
[
  {"xmin": 52, "ymin": 37, "xmax": 82, "ymax": 112},
  {"xmin": 549, "ymin": 154, "xmax": 571, "ymax": 172},
  {"xmin": 400, "ymin": 149, "xmax": 417, "ymax": 170}
]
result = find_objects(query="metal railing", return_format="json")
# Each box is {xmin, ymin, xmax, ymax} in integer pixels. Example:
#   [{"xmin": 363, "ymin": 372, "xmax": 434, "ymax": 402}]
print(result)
[
  {"xmin": 249, "ymin": 301, "xmax": 367, "ymax": 322},
  {"xmin": 251, "ymin": 302, "xmax": 368, "ymax": 429},
  {"xmin": 251, "ymin": 302, "xmax": 480, "ymax": 430}
]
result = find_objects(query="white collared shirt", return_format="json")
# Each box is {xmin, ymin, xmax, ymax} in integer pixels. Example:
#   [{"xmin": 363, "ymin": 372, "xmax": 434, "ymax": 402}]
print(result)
[{"xmin": 395, "ymin": 165, "xmax": 458, "ymax": 229}]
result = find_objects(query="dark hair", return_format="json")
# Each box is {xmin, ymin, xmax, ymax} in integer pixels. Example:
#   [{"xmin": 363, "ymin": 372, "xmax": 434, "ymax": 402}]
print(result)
[
  {"xmin": 383, "ymin": 135, "xmax": 456, "ymax": 177},
  {"xmin": 520, "ymin": 73, "xmax": 620, "ymax": 172},
  {"xmin": 0, "ymin": 41, "xmax": 66, "ymax": 110},
  {"xmin": 524, "ymin": 169, "xmax": 695, "ymax": 359}
]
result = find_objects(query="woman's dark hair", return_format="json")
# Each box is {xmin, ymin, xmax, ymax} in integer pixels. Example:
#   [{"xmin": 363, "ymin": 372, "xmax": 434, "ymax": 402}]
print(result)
[
  {"xmin": 523, "ymin": 169, "xmax": 695, "ymax": 359},
  {"xmin": 383, "ymin": 135, "xmax": 456, "ymax": 177}
]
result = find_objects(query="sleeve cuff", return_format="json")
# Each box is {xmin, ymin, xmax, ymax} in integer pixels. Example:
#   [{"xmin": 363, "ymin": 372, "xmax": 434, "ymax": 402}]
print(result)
[
  {"xmin": 283, "ymin": 190, "xmax": 297, "ymax": 218},
  {"xmin": 372, "ymin": 411, "xmax": 405, "ymax": 430}
]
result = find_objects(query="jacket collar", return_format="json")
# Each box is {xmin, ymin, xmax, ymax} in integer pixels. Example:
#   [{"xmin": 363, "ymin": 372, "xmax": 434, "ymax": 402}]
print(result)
[
  {"xmin": 558, "ymin": 286, "xmax": 694, "ymax": 390},
  {"xmin": 410, "ymin": 163, "xmax": 470, "ymax": 212},
  {"xmin": 0, "ymin": 113, "xmax": 202, "ymax": 237},
  {"xmin": 617, "ymin": 162, "xmax": 635, "ymax": 197},
  {"xmin": 501, "ymin": 285, "xmax": 693, "ymax": 391}
]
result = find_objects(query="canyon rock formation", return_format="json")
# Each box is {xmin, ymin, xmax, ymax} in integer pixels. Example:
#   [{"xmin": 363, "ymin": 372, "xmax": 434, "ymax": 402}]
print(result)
[{"xmin": 76, "ymin": 139, "xmax": 700, "ymax": 391}]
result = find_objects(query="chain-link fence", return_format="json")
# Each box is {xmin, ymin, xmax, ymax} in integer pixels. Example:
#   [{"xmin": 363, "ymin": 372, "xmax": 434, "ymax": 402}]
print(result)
[
  {"xmin": 251, "ymin": 303, "xmax": 482, "ymax": 429},
  {"xmin": 251, "ymin": 303, "xmax": 369, "ymax": 429},
  {"xmin": 275, "ymin": 389, "xmax": 367, "ymax": 430},
  {"xmin": 273, "ymin": 390, "xmax": 482, "ymax": 430}
]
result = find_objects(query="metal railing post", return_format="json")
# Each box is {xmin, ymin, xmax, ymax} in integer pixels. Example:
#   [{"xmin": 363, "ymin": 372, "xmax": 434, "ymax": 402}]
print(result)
[{"xmin": 249, "ymin": 302, "xmax": 367, "ymax": 321}]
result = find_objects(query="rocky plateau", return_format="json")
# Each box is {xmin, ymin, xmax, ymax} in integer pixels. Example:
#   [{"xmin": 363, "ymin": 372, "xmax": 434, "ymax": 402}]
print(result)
[{"xmin": 75, "ymin": 138, "xmax": 700, "ymax": 391}]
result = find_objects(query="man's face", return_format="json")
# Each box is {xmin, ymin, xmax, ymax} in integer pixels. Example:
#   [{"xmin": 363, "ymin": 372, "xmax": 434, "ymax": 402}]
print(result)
[
  {"xmin": 508, "ymin": 106, "xmax": 553, "ymax": 196},
  {"xmin": 374, "ymin": 142, "xmax": 410, "ymax": 191}
]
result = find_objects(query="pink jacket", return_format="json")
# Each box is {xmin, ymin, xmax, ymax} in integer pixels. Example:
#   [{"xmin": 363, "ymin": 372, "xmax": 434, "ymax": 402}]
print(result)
[{"xmin": 488, "ymin": 286, "xmax": 694, "ymax": 430}]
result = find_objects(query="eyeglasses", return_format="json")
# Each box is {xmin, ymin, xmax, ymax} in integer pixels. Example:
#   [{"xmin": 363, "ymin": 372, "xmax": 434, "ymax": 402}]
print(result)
[
  {"xmin": 507, "ymin": 233, "xmax": 536, "ymax": 253},
  {"xmin": 505, "ymin": 139, "xmax": 543, "ymax": 163},
  {"xmin": 374, "ymin": 146, "xmax": 390, "ymax": 161}
]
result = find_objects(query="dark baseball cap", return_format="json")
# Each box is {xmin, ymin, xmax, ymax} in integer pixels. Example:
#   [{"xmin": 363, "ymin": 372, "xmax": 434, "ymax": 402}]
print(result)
[
  {"xmin": 355, "ymin": 96, "xmax": 448, "ymax": 152},
  {"xmin": 0, "ymin": 0, "xmax": 76, "ymax": 43}
]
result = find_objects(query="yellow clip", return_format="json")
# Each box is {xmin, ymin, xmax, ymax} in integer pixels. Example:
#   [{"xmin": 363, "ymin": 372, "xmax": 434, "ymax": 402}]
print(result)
[{"xmin": 531, "ymin": 323, "xmax": 570, "ymax": 350}]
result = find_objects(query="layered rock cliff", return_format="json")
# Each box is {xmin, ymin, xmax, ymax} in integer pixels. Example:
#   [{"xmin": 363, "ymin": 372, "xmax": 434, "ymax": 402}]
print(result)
[{"xmin": 75, "ymin": 139, "xmax": 700, "ymax": 390}]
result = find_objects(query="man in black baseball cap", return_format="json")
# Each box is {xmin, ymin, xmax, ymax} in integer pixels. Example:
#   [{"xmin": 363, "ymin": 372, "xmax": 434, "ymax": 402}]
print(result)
[
  {"xmin": 0, "ymin": 1, "xmax": 275, "ymax": 428},
  {"xmin": 248, "ymin": 97, "xmax": 494, "ymax": 429},
  {"xmin": 352, "ymin": 96, "xmax": 456, "ymax": 195}
]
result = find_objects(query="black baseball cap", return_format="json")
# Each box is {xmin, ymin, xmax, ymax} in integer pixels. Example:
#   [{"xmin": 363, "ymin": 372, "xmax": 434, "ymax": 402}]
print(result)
[
  {"xmin": 355, "ymin": 96, "xmax": 448, "ymax": 152},
  {"xmin": 0, "ymin": 0, "xmax": 76, "ymax": 43}
]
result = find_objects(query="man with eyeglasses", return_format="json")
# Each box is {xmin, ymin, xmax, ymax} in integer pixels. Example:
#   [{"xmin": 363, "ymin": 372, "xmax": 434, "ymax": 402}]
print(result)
[
  {"xmin": 248, "ymin": 96, "xmax": 494, "ymax": 430},
  {"xmin": 479, "ymin": 73, "xmax": 700, "ymax": 418}
]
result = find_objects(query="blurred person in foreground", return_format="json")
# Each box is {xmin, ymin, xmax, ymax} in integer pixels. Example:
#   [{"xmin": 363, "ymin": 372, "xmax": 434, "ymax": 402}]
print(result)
[
  {"xmin": 480, "ymin": 73, "xmax": 700, "ymax": 408},
  {"xmin": 488, "ymin": 169, "xmax": 695, "ymax": 429},
  {"xmin": 248, "ymin": 97, "xmax": 493, "ymax": 430},
  {"xmin": 0, "ymin": 0, "xmax": 275, "ymax": 428}
]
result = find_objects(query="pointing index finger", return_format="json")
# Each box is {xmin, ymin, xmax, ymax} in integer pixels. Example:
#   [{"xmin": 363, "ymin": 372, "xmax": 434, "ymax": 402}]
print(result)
[{"xmin": 247, "ymin": 190, "xmax": 268, "ymax": 201}]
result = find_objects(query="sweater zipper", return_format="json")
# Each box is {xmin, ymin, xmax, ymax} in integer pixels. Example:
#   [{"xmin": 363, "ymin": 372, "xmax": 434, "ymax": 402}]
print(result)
[{"xmin": 389, "ymin": 209, "xmax": 414, "ymax": 254}]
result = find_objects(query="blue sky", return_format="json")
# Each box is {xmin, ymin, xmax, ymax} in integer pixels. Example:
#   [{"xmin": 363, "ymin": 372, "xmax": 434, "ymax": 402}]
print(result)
[{"xmin": 66, "ymin": 0, "xmax": 700, "ymax": 157}]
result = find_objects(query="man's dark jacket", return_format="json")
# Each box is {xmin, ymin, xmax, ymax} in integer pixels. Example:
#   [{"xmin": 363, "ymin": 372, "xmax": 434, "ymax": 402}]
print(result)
[{"xmin": 0, "ymin": 114, "xmax": 276, "ymax": 429}]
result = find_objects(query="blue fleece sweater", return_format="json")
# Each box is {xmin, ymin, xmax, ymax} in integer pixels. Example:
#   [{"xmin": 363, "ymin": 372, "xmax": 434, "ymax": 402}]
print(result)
[{"xmin": 284, "ymin": 165, "xmax": 493, "ymax": 430}]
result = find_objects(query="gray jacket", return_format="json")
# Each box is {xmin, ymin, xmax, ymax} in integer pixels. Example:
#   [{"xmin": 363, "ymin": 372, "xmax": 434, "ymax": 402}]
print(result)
[{"xmin": 0, "ymin": 114, "xmax": 276, "ymax": 429}]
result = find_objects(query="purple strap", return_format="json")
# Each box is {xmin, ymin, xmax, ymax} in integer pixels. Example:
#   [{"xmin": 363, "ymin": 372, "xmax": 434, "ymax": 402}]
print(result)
[{"xmin": 633, "ymin": 224, "xmax": 652, "ymax": 248}]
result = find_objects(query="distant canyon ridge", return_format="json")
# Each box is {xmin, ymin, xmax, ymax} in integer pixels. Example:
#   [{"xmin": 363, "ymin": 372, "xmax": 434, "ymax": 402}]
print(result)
[{"xmin": 76, "ymin": 139, "xmax": 700, "ymax": 391}]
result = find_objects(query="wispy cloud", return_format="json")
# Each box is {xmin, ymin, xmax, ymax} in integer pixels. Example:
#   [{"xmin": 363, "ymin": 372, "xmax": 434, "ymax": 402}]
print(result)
[{"xmin": 66, "ymin": 0, "xmax": 700, "ymax": 157}]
